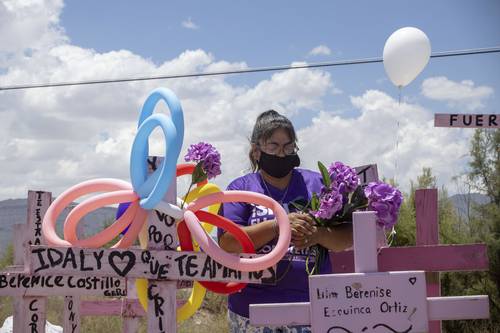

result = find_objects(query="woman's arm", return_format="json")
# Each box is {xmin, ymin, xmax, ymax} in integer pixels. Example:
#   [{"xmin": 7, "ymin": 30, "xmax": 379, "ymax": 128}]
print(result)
[
  {"xmin": 219, "ymin": 219, "xmax": 277, "ymax": 253},
  {"xmin": 219, "ymin": 213, "xmax": 317, "ymax": 253},
  {"xmin": 317, "ymin": 224, "xmax": 353, "ymax": 252},
  {"xmin": 293, "ymin": 223, "xmax": 353, "ymax": 252}
]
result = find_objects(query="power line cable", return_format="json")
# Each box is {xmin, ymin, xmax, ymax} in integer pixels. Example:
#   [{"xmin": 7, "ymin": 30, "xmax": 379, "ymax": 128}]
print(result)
[{"xmin": 0, "ymin": 46, "xmax": 499, "ymax": 91}]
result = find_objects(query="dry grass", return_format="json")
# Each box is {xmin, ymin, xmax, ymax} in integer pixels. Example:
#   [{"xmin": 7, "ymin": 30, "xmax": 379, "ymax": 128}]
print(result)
[{"xmin": 1, "ymin": 292, "xmax": 228, "ymax": 332}]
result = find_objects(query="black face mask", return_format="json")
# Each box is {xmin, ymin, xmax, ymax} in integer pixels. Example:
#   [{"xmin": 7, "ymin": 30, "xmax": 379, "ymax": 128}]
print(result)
[{"xmin": 258, "ymin": 151, "xmax": 300, "ymax": 178}]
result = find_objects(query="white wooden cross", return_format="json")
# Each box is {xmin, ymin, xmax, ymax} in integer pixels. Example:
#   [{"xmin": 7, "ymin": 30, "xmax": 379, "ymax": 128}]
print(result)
[{"xmin": 249, "ymin": 211, "xmax": 489, "ymax": 332}]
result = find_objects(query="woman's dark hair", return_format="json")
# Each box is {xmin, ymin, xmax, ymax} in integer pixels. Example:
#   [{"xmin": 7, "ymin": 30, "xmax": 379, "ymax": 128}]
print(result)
[{"xmin": 249, "ymin": 110, "xmax": 297, "ymax": 171}]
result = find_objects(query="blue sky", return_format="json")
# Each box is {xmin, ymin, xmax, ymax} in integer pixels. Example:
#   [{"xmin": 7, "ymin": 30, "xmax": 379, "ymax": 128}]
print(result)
[
  {"xmin": 59, "ymin": 0, "xmax": 500, "ymax": 122},
  {"xmin": 0, "ymin": 0, "xmax": 499, "ymax": 199}
]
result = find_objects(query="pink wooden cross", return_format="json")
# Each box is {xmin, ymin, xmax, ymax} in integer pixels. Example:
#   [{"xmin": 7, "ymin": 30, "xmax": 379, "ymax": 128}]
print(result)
[
  {"xmin": 6, "ymin": 164, "xmax": 275, "ymax": 333},
  {"xmin": 0, "ymin": 191, "xmax": 130, "ymax": 333},
  {"xmin": 329, "ymin": 189, "xmax": 489, "ymax": 332},
  {"xmin": 249, "ymin": 211, "xmax": 489, "ymax": 332}
]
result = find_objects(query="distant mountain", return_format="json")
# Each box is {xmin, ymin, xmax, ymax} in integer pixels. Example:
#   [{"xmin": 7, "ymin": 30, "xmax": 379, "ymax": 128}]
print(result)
[
  {"xmin": 0, "ymin": 193, "xmax": 492, "ymax": 255},
  {"xmin": 449, "ymin": 193, "xmax": 491, "ymax": 219},
  {"xmin": 0, "ymin": 198, "xmax": 117, "ymax": 254}
]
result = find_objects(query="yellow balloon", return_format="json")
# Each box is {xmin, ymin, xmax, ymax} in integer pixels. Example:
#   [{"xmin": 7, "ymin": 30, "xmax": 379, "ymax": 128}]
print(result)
[
  {"xmin": 177, "ymin": 281, "xmax": 206, "ymax": 321},
  {"xmin": 135, "ymin": 183, "xmax": 221, "ymax": 321},
  {"xmin": 183, "ymin": 183, "xmax": 221, "ymax": 234},
  {"xmin": 135, "ymin": 279, "xmax": 206, "ymax": 323},
  {"xmin": 138, "ymin": 220, "xmax": 148, "ymax": 249},
  {"xmin": 136, "ymin": 278, "xmax": 148, "ymax": 310}
]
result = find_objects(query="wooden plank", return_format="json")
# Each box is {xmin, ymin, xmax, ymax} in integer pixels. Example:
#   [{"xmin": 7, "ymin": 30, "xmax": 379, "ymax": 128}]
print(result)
[
  {"xmin": 330, "ymin": 244, "xmax": 488, "ymax": 273},
  {"xmin": 415, "ymin": 189, "xmax": 439, "ymax": 246},
  {"xmin": 249, "ymin": 296, "xmax": 490, "ymax": 326},
  {"xmin": 12, "ymin": 224, "xmax": 27, "ymax": 267},
  {"xmin": 63, "ymin": 296, "xmax": 80, "ymax": 333},
  {"xmin": 308, "ymin": 271, "xmax": 428, "ymax": 333},
  {"xmin": 13, "ymin": 191, "xmax": 51, "ymax": 333},
  {"xmin": 27, "ymin": 191, "xmax": 51, "ymax": 247},
  {"xmin": 11, "ymin": 224, "xmax": 27, "ymax": 333},
  {"xmin": 249, "ymin": 302, "xmax": 310, "ymax": 326},
  {"xmin": 0, "ymin": 272, "xmax": 126, "ymax": 297},
  {"xmin": 148, "ymin": 172, "xmax": 178, "ymax": 333},
  {"xmin": 434, "ymin": 113, "xmax": 499, "ymax": 128},
  {"xmin": 13, "ymin": 297, "xmax": 48, "ymax": 333},
  {"xmin": 80, "ymin": 300, "xmax": 147, "ymax": 317},
  {"xmin": 29, "ymin": 246, "xmax": 276, "ymax": 284},
  {"xmin": 354, "ymin": 164, "xmax": 379, "ymax": 185},
  {"xmin": 24, "ymin": 297, "xmax": 47, "ymax": 333},
  {"xmin": 353, "ymin": 211, "xmax": 378, "ymax": 273},
  {"xmin": 415, "ymin": 188, "xmax": 441, "ymax": 333},
  {"xmin": 428, "ymin": 296, "xmax": 490, "ymax": 321},
  {"xmin": 12, "ymin": 297, "xmax": 23, "ymax": 333},
  {"xmin": 147, "ymin": 281, "xmax": 177, "ymax": 332},
  {"xmin": 80, "ymin": 299, "xmax": 186, "ymax": 317},
  {"xmin": 122, "ymin": 317, "xmax": 140, "ymax": 333},
  {"xmin": 122, "ymin": 278, "xmax": 140, "ymax": 333}
]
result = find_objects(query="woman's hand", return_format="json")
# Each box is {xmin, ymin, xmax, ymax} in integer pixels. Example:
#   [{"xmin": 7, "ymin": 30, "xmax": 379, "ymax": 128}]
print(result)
[{"xmin": 289, "ymin": 212, "xmax": 318, "ymax": 249}]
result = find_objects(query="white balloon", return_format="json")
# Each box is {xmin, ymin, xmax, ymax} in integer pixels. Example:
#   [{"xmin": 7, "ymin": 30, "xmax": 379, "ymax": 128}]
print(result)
[{"xmin": 383, "ymin": 27, "xmax": 431, "ymax": 87}]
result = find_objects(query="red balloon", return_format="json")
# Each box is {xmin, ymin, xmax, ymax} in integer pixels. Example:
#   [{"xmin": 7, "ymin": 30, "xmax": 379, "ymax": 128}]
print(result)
[{"xmin": 178, "ymin": 210, "xmax": 255, "ymax": 294}]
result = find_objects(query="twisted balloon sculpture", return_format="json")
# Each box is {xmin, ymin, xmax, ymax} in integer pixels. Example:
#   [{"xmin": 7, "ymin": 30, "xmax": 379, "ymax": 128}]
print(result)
[{"xmin": 41, "ymin": 88, "xmax": 291, "ymax": 321}]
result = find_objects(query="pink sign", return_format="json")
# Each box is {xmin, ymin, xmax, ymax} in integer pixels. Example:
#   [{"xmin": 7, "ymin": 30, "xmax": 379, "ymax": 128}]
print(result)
[
  {"xmin": 309, "ymin": 271, "xmax": 428, "ymax": 333},
  {"xmin": 434, "ymin": 113, "xmax": 499, "ymax": 128}
]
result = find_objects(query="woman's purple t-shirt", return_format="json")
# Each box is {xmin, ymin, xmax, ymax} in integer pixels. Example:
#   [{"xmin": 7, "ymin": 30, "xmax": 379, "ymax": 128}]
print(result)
[{"xmin": 218, "ymin": 168, "xmax": 332, "ymax": 318}]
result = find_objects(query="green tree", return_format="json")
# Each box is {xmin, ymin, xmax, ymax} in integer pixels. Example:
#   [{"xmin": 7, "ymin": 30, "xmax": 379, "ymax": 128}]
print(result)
[
  {"xmin": 392, "ymin": 167, "xmax": 462, "ymax": 247},
  {"xmin": 468, "ymin": 128, "xmax": 500, "ymax": 205},
  {"xmin": 0, "ymin": 243, "xmax": 13, "ymax": 270},
  {"xmin": 443, "ymin": 129, "xmax": 500, "ymax": 332}
]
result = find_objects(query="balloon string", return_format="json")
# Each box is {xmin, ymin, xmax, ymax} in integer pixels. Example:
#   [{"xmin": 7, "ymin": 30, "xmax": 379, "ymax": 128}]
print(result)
[{"xmin": 394, "ymin": 86, "xmax": 402, "ymax": 185}]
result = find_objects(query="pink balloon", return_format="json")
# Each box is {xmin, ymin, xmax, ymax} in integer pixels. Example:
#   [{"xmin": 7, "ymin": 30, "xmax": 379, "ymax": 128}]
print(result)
[
  {"xmin": 43, "ymin": 178, "xmax": 147, "ymax": 249},
  {"xmin": 184, "ymin": 191, "xmax": 291, "ymax": 272},
  {"xmin": 113, "ymin": 203, "xmax": 148, "ymax": 249},
  {"xmin": 64, "ymin": 190, "xmax": 139, "ymax": 248}
]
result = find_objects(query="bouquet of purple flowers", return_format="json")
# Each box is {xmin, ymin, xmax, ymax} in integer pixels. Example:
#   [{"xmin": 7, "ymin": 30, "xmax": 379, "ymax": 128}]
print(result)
[{"xmin": 291, "ymin": 161, "xmax": 403, "ymax": 275}]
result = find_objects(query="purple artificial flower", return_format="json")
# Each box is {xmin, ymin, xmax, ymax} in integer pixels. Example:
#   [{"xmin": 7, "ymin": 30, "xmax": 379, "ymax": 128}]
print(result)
[
  {"xmin": 328, "ymin": 162, "xmax": 359, "ymax": 194},
  {"xmin": 312, "ymin": 185, "xmax": 343, "ymax": 220},
  {"xmin": 363, "ymin": 182, "xmax": 403, "ymax": 229},
  {"xmin": 184, "ymin": 142, "xmax": 222, "ymax": 179}
]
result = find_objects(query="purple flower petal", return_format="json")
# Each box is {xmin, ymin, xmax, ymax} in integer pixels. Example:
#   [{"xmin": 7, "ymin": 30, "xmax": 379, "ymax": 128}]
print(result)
[
  {"xmin": 327, "ymin": 161, "xmax": 359, "ymax": 194},
  {"xmin": 364, "ymin": 181, "xmax": 403, "ymax": 228},
  {"xmin": 184, "ymin": 142, "xmax": 221, "ymax": 179}
]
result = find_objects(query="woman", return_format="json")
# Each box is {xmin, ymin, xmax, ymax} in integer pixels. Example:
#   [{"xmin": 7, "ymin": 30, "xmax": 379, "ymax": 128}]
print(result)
[{"xmin": 219, "ymin": 110, "xmax": 353, "ymax": 333}]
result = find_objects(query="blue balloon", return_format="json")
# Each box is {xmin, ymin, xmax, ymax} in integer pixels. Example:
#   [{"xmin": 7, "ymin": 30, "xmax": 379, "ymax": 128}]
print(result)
[
  {"xmin": 138, "ymin": 88, "xmax": 184, "ymax": 140},
  {"xmin": 130, "ymin": 88, "xmax": 185, "ymax": 210},
  {"xmin": 130, "ymin": 113, "xmax": 179, "ymax": 209}
]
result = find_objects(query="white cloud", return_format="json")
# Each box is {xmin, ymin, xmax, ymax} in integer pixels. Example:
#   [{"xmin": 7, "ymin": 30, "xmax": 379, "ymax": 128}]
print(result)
[
  {"xmin": 0, "ymin": 1, "xmax": 473, "ymax": 202},
  {"xmin": 181, "ymin": 17, "xmax": 199, "ymax": 30},
  {"xmin": 308, "ymin": 45, "xmax": 331, "ymax": 57},
  {"xmin": 421, "ymin": 76, "xmax": 494, "ymax": 111},
  {"xmin": 0, "ymin": 0, "xmax": 66, "ymax": 68},
  {"xmin": 0, "ymin": 2, "xmax": 334, "ymax": 200},
  {"xmin": 297, "ymin": 90, "xmax": 472, "ymax": 192}
]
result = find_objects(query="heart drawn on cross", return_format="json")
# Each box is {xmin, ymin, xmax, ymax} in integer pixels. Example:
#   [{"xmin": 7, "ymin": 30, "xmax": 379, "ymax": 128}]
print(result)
[{"xmin": 108, "ymin": 250, "xmax": 136, "ymax": 277}]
